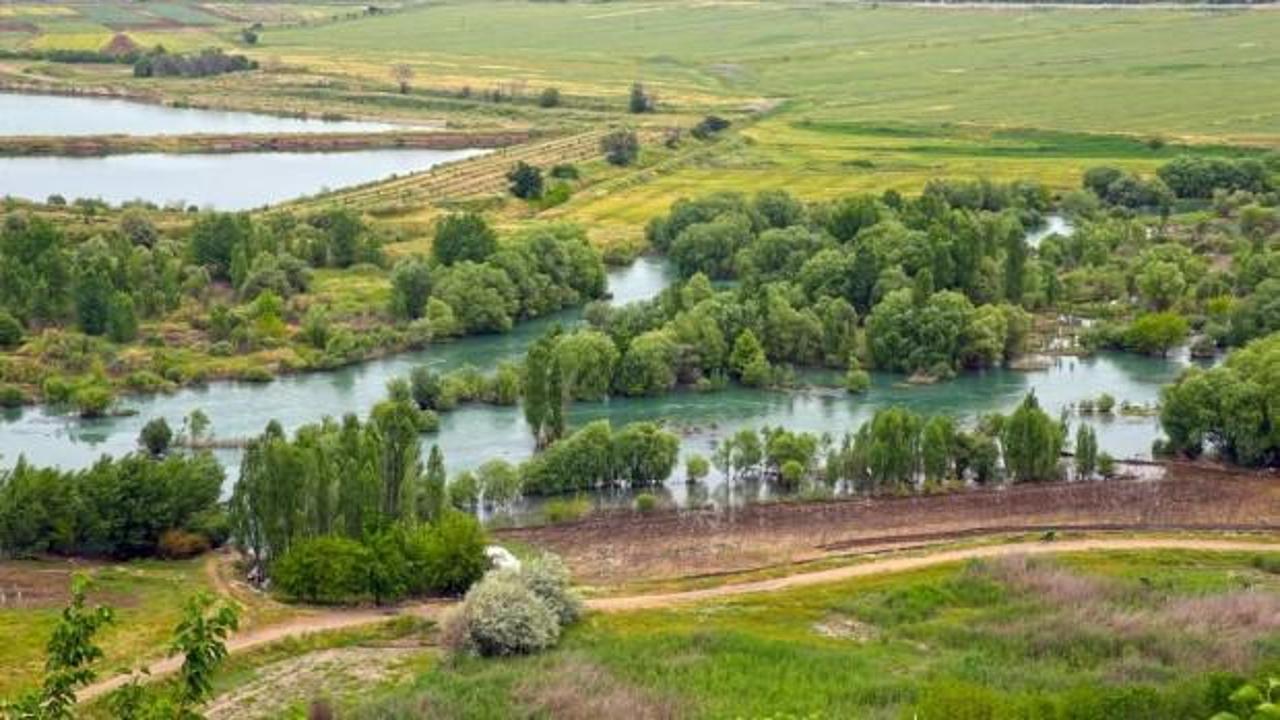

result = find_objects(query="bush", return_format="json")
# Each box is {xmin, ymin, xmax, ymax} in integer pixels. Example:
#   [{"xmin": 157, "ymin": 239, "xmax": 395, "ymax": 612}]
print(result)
[
  {"xmin": 601, "ymin": 128, "xmax": 640, "ymax": 167},
  {"xmin": 538, "ymin": 87, "xmax": 561, "ymax": 108},
  {"xmin": 507, "ymin": 162, "xmax": 544, "ymax": 200},
  {"xmin": 549, "ymin": 163, "xmax": 579, "ymax": 180},
  {"xmin": 139, "ymin": 417, "xmax": 173, "ymax": 456},
  {"xmin": 634, "ymin": 492, "xmax": 657, "ymax": 513},
  {"xmin": 520, "ymin": 554, "xmax": 582, "ymax": 625},
  {"xmin": 157, "ymin": 529, "xmax": 211, "ymax": 559},
  {"xmin": 74, "ymin": 385, "xmax": 114, "ymax": 418},
  {"xmin": 0, "ymin": 384, "xmax": 26, "ymax": 408},
  {"xmin": 685, "ymin": 454, "xmax": 710, "ymax": 481},
  {"xmin": 542, "ymin": 496, "xmax": 590, "ymax": 524},
  {"xmin": 419, "ymin": 511, "xmax": 489, "ymax": 596},
  {"xmin": 458, "ymin": 571, "xmax": 560, "ymax": 656},
  {"xmin": 272, "ymin": 536, "xmax": 373, "ymax": 604},
  {"xmin": 42, "ymin": 376, "xmax": 75, "ymax": 404},
  {"xmin": 0, "ymin": 310, "xmax": 23, "ymax": 348}
]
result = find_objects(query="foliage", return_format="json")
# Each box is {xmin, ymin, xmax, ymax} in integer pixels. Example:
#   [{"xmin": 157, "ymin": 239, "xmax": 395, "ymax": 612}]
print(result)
[
  {"xmin": 1002, "ymin": 394, "xmax": 1064, "ymax": 482},
  {"xmin": 507, "ymin": 162, "xmax": 544, "ymax": 200},
  {"xmin": 446, "ymin": 552, "xmax": 580, "ymax": 658},
  {"xmin": 432, "ymin": 213, "xmax": 497, "ymax": 267},
  {"xmin": 138, "ymin": 418, "xmax": 173, "ymax": 457},
  {"xmin": 1, "ymin": 576, "xmax": 112, "ymax": 720},
  {"xmin": 0, "ymin": 453, "xmax": 223, "ymax": 558},
  {"xmin": 601, "ymin": 128, "xmax": 640, "ymax": 167},
  {"xmin": 1159, "ymin": 331, "xmax": 1280, "ymax": 466}
]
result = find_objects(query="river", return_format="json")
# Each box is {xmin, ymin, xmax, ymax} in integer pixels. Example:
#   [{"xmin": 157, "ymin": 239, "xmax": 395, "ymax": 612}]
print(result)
[
  {"xmin": 0, "ymin": 92, "xmax": 410, "ymax": 137},
  {"xmin": 0, "ymin": 245, "xmax": 1189, "ymax": 505},
  {"xmin": 0, "ymin": 148, "xmax": 487, "ymax": 210}
]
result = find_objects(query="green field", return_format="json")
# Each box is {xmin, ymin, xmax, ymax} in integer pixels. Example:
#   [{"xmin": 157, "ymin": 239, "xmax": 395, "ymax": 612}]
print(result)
[
  {"xmin": 353, "ymin": 551, "xmax": 1280, "ymax": 719},
  {"xmin": 258, "ymin": 1, "xmax": 1280, "ymax": 234},
  {"xmin": 265, "ymin": 2, "xmax": 1280, "ymax": 140}
]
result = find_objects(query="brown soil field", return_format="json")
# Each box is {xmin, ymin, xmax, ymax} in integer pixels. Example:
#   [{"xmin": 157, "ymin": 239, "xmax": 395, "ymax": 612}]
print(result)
[{"xmin": 496, "ymin": 467, "xmax": 1280, "ymax": 584}]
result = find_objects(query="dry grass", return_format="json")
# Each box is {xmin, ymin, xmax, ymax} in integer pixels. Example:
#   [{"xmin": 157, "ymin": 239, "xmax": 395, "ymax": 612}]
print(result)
[
  {"xmin": 515, "ymin": 655, "xmax": 682, "ymax": 720},
  {"xmin": 979, "ymin": 554, "xmax": 1280, "ymax": 673}
]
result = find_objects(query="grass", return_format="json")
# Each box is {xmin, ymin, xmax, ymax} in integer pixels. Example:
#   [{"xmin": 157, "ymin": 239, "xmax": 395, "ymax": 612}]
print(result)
[
  {"xmin": 0, "ymin": 557, "xmax": 211, "ymax": 698},
  {"xmin": 354, "ymin": 550, "xmax": 1280, "ymax": 719}
]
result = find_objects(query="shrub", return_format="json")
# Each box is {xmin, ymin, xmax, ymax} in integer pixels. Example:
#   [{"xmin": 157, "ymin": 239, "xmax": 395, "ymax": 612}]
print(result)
[
  {"xmin": 1096, "ymin": 393, "xmax": 1116, "ymax": 414},
  {"xmin": 157, "ymin": 529, "xmax": 211, "ymax": 559},
  {"xmin": 419, "ymin": 511, "xmax": 489, "ymax": 595},
  {"xmin": 520, "ymin": 554, "xmax": 582, "ymax": 625},
  {"xmin": 542, "ymin": 496, "xmax": 590, "ymax": 524},
  {"xmin": 138, "ymin": 417, "xmax": 173, "ymax": 456},
  {"xmin": 549, "ymin": 163, "xmax": 579, "ymax": 180},
  {"xmin": 634, "ymin": 492, "xmax": 657, "ymax": 513},
  {"xmin": 685, "ymin": 454, "xmax": 710, "ymax": 481},
  {"xmin": 507, "ymin": 162, "xmax": 544, "ymax": 200},
  {"xmin": 1098, "ymin": 452, "xmax": 1117, "ymax": 479},
  {"xmin": 459, "ymin": 571, "xmax": 560, "ymax": 657},
  {"xmin": 538, "ymin": 87, "xmax": 561, "ymax": 108},
  {"xmin": 0, "ymin": 311, "xmax": 23, "ymax": 348},
  {"xmin": 0, "ymin": 384, "xmax": 26, "ymax": 408},
  {"xmin": 601, "ymin": 128, "xmax": 639, "ymax": 166},
  {"xmin": 74, "ymin": 385, "xmax": 114, "ymax": 418},
  {"xmin": 691, "ymin": 115, "xmax": 731, "ymax": 140},
  {"xmin": 42, "ymin": 376, "xmax": 76, "ymax": 403},
  {"xmin": 272, "ymin": 536, "xmax": 373, "ymax": 604}
]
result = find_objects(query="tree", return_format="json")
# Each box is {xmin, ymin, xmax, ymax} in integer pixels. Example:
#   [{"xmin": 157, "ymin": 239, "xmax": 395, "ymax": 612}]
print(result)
[
  {"xmin": 391, "ymin": 63, "xmax": 414, "ymax": 93},
  {"xmin": 628, "ymin": 82, "xmax": 653, "ymax": 113},
  {"xmin": 106, "ymin": 292, "xmax": 138, "ymax": 343},
  {"xmin": 1002, "ymin": 393, "xmax": 1063, "ymax": 483},
  {"xmin": 920, "ymin": 415, "xmax": 956, "ymax": 484},
  {"xmin": 1075, "ymin": 424, "xmax": 1098, "ymax": 480},
  {"xmin": 553, "ymin": 329, "xmax": 618, "ymax": 401},
  {"xmin": 419, "ymin": 444, "xmax": 447, "ymax": 523},
  {"xmin": 615, "ymin": 330, "xmax": 678, "ymax": 396},
  {"xmin": 507, "ymin": 162, "xmax": 544, "ymax": 200},
  {"xmin": 601, "ymin": 128, "xmax": 639, "ymax": 166},
  {"xmin": 389, "ymin": 257, "xmax": 433, "ymax": 321},
  {"xmin": 4, "ymin": 575, "xmax": 113, "ymax": 720},
  {"xmin": 866, "ymin": 407, "xmax": 922, "ymax": 491},
  {"xmin": 1159, "ymin": 331, "xmax": 1280, "ymax": 467},
  {"xmin": 729, "ymin": 329, "xmax": 767, "ymax": 381},
  {"xmin": 432, "ymin": 213, "xmax": 497, "ymax": 266},
  {"xmin": 139, "ymin": 418, "xmax": 173, "ymax": 457},
  {"xmin": 1136, "ymin": 261, "xmax": 1186, "ymax": 311},
  {"xmin": 170, "ymin": 594, "xmax": 239, "ymax": 714},
  {"xmin": 1126, "ymin": 312, "xmax": 1189, "ymax": 357}
]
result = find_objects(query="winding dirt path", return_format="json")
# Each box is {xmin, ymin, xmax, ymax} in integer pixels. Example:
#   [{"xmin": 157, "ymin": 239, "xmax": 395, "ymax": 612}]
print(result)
[{"xmin": 76, "ymin": 535, "xmax": 1280, "ymax": 703}]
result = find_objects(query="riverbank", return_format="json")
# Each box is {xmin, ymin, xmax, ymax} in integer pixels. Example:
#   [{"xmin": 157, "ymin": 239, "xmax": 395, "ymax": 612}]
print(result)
[
  {"xmin": 0, "ymin": 129, "xmax": 532, "ymax": 158},
  {"xmin": 495, "ymin": 464, "xmax": 1279, "ymax": 585}
]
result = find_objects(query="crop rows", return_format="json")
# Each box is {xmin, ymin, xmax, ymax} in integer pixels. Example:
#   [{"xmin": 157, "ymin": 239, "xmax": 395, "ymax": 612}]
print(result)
[{"xmin": 302, "ymin": 130, "xmax": 609, "ymax": 212}]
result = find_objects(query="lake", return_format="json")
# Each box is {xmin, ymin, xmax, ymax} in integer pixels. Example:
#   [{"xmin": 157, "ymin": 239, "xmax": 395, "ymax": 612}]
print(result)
[
  {"xmin": 0, "ymin": 148, "xmax": 487, "ymax": 210},
  {"xmin": 0, "ymin": 92, "xmax": 409, "ymax": 137}
]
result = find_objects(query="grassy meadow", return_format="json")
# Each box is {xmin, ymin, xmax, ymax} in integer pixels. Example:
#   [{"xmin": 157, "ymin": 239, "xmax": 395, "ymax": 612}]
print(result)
[
  {"xmin": 255, "ymin": 1, "xmax": 1280, "ymax": 234},
  {"xmin": 355, "ymin": 550, "xmax": 1280, "ymax": 719},
  {"xmin": 0, "ymin": 558, "xmax": 212, "ymax": 697}
]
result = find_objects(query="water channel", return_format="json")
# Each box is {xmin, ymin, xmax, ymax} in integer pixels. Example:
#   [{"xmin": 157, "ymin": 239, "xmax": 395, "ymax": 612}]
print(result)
[
  {"xmin": 0, "ymin": 148, "xmax": 487, "ymax": 210},
  {"xmin": 0, "ymin": 92, "xmax": 409, "ymax": 137}
]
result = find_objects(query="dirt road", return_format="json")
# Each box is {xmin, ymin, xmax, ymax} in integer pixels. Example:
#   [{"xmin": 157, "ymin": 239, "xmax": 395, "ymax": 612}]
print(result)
[{"xmin": 76, "ymin": 534, "xmax": 1279, "ymax": 703}]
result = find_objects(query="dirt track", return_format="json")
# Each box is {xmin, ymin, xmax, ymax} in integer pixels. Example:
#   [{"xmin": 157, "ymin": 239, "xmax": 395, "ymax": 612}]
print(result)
[{"xmin": 76, "ymin": 533, "xmax": 1280, "ymax": 703}]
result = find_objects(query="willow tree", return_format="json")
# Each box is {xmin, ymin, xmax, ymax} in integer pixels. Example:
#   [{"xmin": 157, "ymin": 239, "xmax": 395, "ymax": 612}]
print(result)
[{"xmin": 1002, "ymin": 393, "xmax": 1063, "ymax": 482}]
